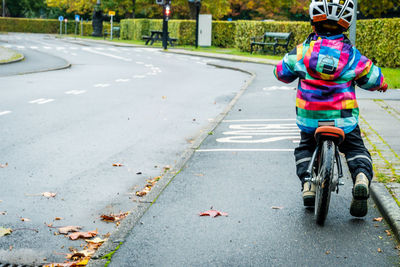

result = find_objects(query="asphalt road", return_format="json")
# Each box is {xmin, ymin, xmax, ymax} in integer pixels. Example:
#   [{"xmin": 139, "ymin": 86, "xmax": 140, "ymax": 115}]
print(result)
[
  {"xmin": 0, "ymin": 33, "xmax": 249, "ymax": 265},
  {"xmin": 109, "ymin": 61, "xmax": 400, "ymax": 266}
]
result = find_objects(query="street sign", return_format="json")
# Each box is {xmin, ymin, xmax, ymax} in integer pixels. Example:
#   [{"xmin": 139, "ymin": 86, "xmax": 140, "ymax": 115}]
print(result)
[
  {"xmin": 58, "ymin": 16, "xmax": 63, "ymax": 22},
  {"xmin": 64, "ymin": 18, "xmax": 68, "ymax": 22},
  {"xmin": 156, "ymin": 0, "xmax": 165, "ymax": 5},
  {"xmin": 108, "ymin": 11, "xmax": 115, "ymax": 16},
  {"xmin": 75, "ymin": 15, "xmax": 80, "ymax": 22}
]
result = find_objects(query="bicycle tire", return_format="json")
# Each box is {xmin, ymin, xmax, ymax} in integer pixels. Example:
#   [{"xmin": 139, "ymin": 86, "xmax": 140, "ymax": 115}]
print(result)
[{"xmin": 315, "ymin": 140, "xmax": 335, "ymax": 225}]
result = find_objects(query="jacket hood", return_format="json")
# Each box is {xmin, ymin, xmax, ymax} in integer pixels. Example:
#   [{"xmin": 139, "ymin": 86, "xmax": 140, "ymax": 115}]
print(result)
[{"xmin": 303, "ymin": 33, "xmax": 354, "ymax": 81}]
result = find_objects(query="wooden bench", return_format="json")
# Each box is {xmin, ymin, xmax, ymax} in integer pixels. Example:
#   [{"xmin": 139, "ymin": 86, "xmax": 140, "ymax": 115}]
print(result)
[
  {"xmin": 250, "ymin": 32, "xmax": 292, "ymax": 55},
  {"xmin": 142, "ymin": 31, "xmax": 178, "ymax": 46}
]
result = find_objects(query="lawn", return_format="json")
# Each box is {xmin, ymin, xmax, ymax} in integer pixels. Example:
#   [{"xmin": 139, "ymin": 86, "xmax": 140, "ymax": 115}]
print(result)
[{"xmin": 71, "ymin": 35, "xmax": 400, "ymax": 89}]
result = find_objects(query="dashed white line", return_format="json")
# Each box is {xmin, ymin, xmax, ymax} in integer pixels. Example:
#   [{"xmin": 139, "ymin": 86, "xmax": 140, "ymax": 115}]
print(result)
[
  {"xmin": 65, "ymin": 90, "xmax": 86, "ymax": 95},
  {"xmin": 133, "ymin": 75, "xmax": 146, "ymax": 79},
  {"xmin": 82, "ymin": 47, "xmax": 132, "ymax": 62},
  {"xmin": 29, "ymin": 98, "xmax": 55, "ymax": 104},
  {"xmin": 116, "ymin": 79, "xmax": 131, "ymax": 82},
  {"xmin": 196, "ymin": 149, "xmax": 294, "ymax": 152},
  {"xmin": 30, "ymin": 46, "xmax": 39, "ymax": 49},
  {"xmin": 0, "ymin": 111, "xmax": 11, "ymax": 116},
  {"xmin": 93, "ymin": 83, "xmax": 110, "ymax": 88},
  {"xmin": 136, "ymin": 61, "xmax": 144, "ymax": 64},
  {"xmin": 222, "ymin": 119, "xmax": 296, "ymax": 123}
]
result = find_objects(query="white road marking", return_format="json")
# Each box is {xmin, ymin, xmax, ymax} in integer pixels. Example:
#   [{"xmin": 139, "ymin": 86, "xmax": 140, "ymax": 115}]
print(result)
[
  {"xmin": 56, "ymin": 47, "xmax": 66, "ymax": 50},
  {"xmin": 196, "ymin": 148, "xmax": 294, "ymax": 152},
  {"xmin": 95, "ymin": 47, "xmax": 105, "ymax": 50},
  {"xmin": 263, "ymin": 86, "xmax": 296, "ymax": 91},
  {"xmin": 223, "ymin": 119, "xmax": 296, "ymax": 123},
  {"xmin": 0, "ymin": 111, "xmax": 11, "ymax": 116},
  {"xmin": 71, "ymin": 53, "xmax": 77, "ymax": 56},
  {"xmin": 3, "ymin": 44, "xmax": 12, "ymax": 48},
  {"xmin": 145, "ymin": 64, "xmax": 153, "ymax": 67},
  {"xmin": 69, "ymin": 47, "xmax": 78, "ymax": 50},
  {"xmin": 108, "ymin": 47, "xmax": 118, "ymax": 51},
  {"xmin": 65, "ymin": 90, "xmax": 86, "ymax": 95},
  {"xmin": 16, "ymin": 45, "xmax": 25, "ymax": 49},
  {"xmin": 116, "ymin": 79, "xmax": 131, "ymax": 82},
  {"xmin": 30, "ymin": 46, "xmax": 39, "ymax": 49},
  {"xmin": 29, "ymin": 98, "xmax": 55, "ymax": 104},
  {"xmin": 133, "ymin": 75, "xmax": 146, "ymax": 79},
  {"xmin": 94, "ymin": 83, "xmax": 110, "ymax": 88},
  {"xmin": 136, "ymin": 61, "xmax": 144, "ymax": 64},
  {"xmin": 43, "ymin": 46, "xmax": 52, "ymax": 49},
  {"xmin": 217, "ymin": 122, "xmax": 300, "ymax": 143},
  {"xmin": 82, "ymin": 47, "xmax": 132, "ymax": 62}
]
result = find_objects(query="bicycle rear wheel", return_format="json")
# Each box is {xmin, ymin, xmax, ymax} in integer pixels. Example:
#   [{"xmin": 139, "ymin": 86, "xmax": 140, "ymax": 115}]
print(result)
[{"xmin": 315, "ymin": 140, "xmax": 335, "ymax": 225}]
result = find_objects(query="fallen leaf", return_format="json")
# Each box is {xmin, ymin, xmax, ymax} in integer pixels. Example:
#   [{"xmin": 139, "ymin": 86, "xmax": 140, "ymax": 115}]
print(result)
[
  {"xmin": 100, "ymin": 212, "xmax": 129, "ymax": 222},
  {"xmin": 194, "ymin": 173, "xmax": 204, "ymax": 177},
  {"xmin": 112, "ymin": 163, "xmax": 124, "ymax": 167},
  {"xmin": 21, "ymin": 218, "xmax": 30, "ymax": 222},
  {"xmin": 162, "ymin": 96, "xmax": 167, "ymax": 99},
  {"xmin": 59, "ymin": 226, "xmax": 82, "ymax": 235},
  {"xmin": 135, "ymin": 176, "xmax": 161, "ymax": 197},
  {"xmin": 68, "ymin": 231, "xmax": 97, "ymax": 240},
  {"xmin": 378, "ymin": 248, "xmax": 382, "ymax": 253},
  {"xmin": 0, "ymin": 211, "xmax": 6, "ymax": 215},
  {"xmin": 55, "ymin": 217, "xmax": 63, "ymax": 221},
  {"xmin": 163, "ymin": 165, "xmax": 171, "ymax": 172},
  {"xmin": 373, "ymin": 217, "xmax": 383, "ymax": 222},
  {"xmin": 9, "ymin": 245, "xmax": 12, "ymax": 251},
  {"xmin": 85, "ymin": 237, "xmax": 107, "ymax": 244},
  {"xmin": 42, "ymin": 192, "xmax": 57, "ymax": 198},
  {"xmin": 0, "ymin": 227, "xmax": 12, "ymax": 237},
  {"xmin": 199, "ymin": 210, "xmax": 228, "ymax": 218},
  {"xmin": 271, "ymin": 206, "xmax": 284, "ymax": 210},
  {"xmin": 0, "ymin": 163, "xmax": 8, "ymax": 168},
  {"xmin": 325, "ymin": 251, "xmax": 331, "ymax": 255},
  {"xmin": 385, "ymin": 230, "xmax": 392, "ymax": 236}
]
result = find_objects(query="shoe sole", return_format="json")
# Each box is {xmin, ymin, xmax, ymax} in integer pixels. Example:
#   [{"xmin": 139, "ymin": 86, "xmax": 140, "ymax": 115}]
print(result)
[
  {"xmin": 350, "ymin": 184, "xmax": 369, "ymax": 217},
  {"xmin": 303, "ymin": 195, "xmax": 315, "ymax": 207}
]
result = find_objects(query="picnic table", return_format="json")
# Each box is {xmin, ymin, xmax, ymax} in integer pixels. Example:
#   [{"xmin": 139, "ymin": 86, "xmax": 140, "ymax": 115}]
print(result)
[{"xmin": 142, "ymin": 30, "xmax": 177, "ymax": 46}]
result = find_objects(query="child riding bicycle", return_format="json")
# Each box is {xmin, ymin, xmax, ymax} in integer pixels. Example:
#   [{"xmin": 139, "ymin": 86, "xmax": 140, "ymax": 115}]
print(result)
[{"xmin": 274, "ymin": 0, "xmax": 388, "ymax": 217}]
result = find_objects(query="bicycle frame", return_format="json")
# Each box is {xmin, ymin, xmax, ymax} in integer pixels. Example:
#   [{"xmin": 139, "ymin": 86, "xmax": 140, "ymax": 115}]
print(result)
[{"xmin": 303, "ymin": 139, "xmax": 344, "ymax": 194}]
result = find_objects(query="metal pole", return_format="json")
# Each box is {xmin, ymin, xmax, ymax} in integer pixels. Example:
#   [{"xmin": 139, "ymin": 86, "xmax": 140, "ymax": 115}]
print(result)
[
  {"xmin": 65, "ymin": 20, "xmax": 67, "ymax": 35},
  {"xmin": 162, "ymin": 5, "xmax": 168, "ymax": 50},
  {"xmin": 60, "ymin": 21, "xmax": 62, "ymax": 36},
  {"xmin": 81, "ymin": 18, "xmax": 83, "ymax": 36},
  {"xmin": 195, "ymin": 2, "xmax": 200, "ymax": 48},
  {"xmin": 110, "ymin": 15, "xmax": 113, "ymax": 40},
  {"xmin": 349, "ymin": 0, "xmax": 357, "ymax": 45}
]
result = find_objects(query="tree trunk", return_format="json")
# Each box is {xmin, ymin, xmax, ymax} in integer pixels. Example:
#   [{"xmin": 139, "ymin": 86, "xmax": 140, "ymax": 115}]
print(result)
[{"xmin": 131, "ymin": 0, "xmax": 136, "ymax": 18}]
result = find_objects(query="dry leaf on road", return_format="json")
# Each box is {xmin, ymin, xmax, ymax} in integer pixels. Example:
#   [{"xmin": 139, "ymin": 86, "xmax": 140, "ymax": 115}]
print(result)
[
  {"xmin": 0, "ymin": 227, "xmax": 12, "ymax": 237},
  {"xmin": 54, "ymin": 217, "xmax": 63, "ymax": 221},
  {"xmin": 378, "ymin": 248, "xmax": 382, "ymax": 253},
  {"xmin": 271, "ymin": 206, "xmax": 284, "ymax": 210},
  {"xmin": 112, "ymin": 163, "xmax": 124, "ymax": 167},
  {"xmin": 42, "ymin": 192, "xmax": 57, "ymax": 198},
  {"xmin": 100, "ymin": 212, "xmax": 129, "ymax": 222},
  {"xmin": 68, "ymin": 231, "xmax": 97, "ymax": 240},
  {"xmin": 0, "ymin": 163, "xmax": 8, "ymax": 168},
  {"xmin": 199, "ymin": 210, "xmax": 228, "ymax": 218},
  {"xmin": 0, "ymin": 211, "xmax": 6, "ymax": 215},
  {"xmin": 373, "ymin": 217, "xmax": 384, "ymax": 222},
  {"xmin": 58, "ymin": 226, "xmax": 82, "ymax": 235},
  {"xmin": 21, "ymin": 218, "xmax": 30, "ymax": 222},
  {"xmin": 385, "ymin": 230, "xmax": 392, "ymax": 236}
]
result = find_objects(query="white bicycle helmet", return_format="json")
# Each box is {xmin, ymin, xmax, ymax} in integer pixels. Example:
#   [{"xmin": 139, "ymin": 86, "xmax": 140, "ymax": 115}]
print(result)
[{"xmin": 309, "ymin": 0, "xmax": 355, "ymax": 30}]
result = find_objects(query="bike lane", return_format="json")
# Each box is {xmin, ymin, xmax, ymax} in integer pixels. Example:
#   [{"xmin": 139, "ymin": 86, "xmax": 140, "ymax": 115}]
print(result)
[{"xmin": 107, "ymin": 62, "xmax": 399, "ymax": 266}]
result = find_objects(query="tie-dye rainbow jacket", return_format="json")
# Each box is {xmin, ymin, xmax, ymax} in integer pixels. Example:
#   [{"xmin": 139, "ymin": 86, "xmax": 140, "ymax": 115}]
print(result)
[{"xmin": 274, "ymin": 33, "xmax": 386, "ymax": 134}]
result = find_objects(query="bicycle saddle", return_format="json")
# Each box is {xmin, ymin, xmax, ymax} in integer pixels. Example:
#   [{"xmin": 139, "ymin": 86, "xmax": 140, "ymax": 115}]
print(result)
[{"xmin": 315, "ymin": 126, "xmax": 345, "ymax": 145}]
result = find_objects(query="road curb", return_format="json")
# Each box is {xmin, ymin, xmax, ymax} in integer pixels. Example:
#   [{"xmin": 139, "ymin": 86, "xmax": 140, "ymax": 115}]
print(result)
[
  {"xmin": 87, "ymin": 64, "xmax": 256, "ymax": 267},
  {"xmin": 0, "ymin": 53, "xmax": 24, "ymax": 65},
  {"xmin": 371, "ymin": 182, "xmax": 400, "ymax": 241}
]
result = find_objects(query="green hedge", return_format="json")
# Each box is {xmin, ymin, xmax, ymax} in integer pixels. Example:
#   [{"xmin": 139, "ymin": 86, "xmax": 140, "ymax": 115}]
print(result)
[
  {"xmin": 1, "ymin": 17, "xmax": 399, "ymax": 67},
  {"xmin": 120, "ymin": 19, "xmax": 236, "ymax": 47},
  {"xmin": 0, "ymin": 17, "xmax": 117, "ymax": 36}
]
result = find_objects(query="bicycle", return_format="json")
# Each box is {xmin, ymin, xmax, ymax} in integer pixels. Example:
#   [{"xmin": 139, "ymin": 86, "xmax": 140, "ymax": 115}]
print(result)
[{"xmin": 303, "ymin": 122, "xmax": 346, "ymax": 225}]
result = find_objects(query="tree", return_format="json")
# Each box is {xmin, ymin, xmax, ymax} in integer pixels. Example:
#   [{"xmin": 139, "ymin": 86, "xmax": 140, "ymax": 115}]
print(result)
[{"xmin": 358, "ymin": 0, "xmax": 399, "ymax": 18}]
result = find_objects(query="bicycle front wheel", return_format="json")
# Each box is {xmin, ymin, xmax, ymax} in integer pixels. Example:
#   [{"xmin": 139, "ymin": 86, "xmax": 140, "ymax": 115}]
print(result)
[{"xmin": 315, "ymin": 140, "xmax": 335, "ymax": 226}]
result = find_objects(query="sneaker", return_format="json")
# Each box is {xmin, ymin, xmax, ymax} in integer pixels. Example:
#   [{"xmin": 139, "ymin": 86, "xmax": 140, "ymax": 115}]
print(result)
[
  {"xmin": 303, "ymin": 181, "xmax": 316, "ymax": 207},
  {"xmin": 350, "ymin": 173, "xmax": 370, "ymax": 217}
]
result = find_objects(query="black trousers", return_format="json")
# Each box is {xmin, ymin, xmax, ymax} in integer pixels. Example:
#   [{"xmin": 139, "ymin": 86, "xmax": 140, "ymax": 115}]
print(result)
[{"xmin": 294, "ymin": 125, "xmax": 373, "ymax": 184}]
